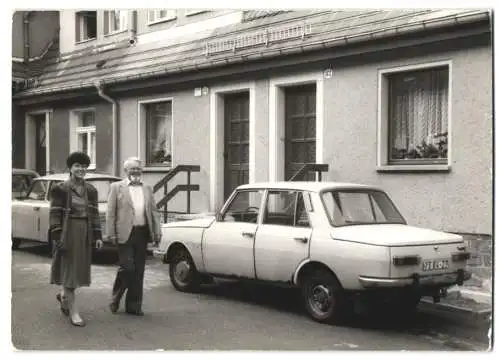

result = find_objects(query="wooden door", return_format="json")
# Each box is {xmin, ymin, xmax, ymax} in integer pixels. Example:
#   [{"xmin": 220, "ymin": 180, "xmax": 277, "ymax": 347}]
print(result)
[
  {"xmin": 224, "ymin": 92, "xmax": 250, "ymax": 200},
  {"xmin": 284, "ymin": 84, "xmax": 316, "ymax": 181}
]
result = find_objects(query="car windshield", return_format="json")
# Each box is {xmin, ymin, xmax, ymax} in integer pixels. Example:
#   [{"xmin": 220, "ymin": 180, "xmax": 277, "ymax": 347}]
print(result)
[
  {"xmin": 321, "ymin": 189, "xmax": 406, "ymax": 227},
  {"xmin": 87, "ymin": 179, "xmax": 119, "ymax": 202}
]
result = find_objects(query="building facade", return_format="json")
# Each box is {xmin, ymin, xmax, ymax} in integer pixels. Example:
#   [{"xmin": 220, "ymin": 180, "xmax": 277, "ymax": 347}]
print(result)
[{"xmin": 12, "ymin": 9, "xmax": 493, "ymax": 235}]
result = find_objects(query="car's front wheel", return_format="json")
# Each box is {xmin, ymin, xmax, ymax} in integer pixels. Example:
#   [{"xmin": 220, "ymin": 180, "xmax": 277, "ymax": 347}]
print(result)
[
  {"xmin": 169, "ymin": 249, "xmax": 200, "ymax": 292},
  {"xmin": 302, "ymin": 269, "xmax": 347, "ymax": 324},
  {"xmin": 12, "ymin": 238, "xmax": 21, "ymax": 250}
]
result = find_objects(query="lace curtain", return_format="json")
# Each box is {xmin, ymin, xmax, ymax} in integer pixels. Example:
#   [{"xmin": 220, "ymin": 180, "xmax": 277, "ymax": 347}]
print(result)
[
  {"xmin": 146, "ymin": 102, "xmax": 172, "ymax": 165},
  {"xmin": 389, "ymin": 67, "xmax": 448, "ymax": 162}
]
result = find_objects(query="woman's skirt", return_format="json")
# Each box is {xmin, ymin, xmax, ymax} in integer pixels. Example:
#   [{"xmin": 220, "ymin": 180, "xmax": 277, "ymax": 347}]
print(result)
[{"xmin": 50, "ymin": 217, "xmax": 92, "ymax": 288}]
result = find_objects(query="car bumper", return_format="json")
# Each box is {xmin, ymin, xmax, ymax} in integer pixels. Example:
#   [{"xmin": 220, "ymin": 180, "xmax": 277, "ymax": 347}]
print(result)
[{"xmin": 358, "ymin": 270, "xmax": 472, "ymax": 288}]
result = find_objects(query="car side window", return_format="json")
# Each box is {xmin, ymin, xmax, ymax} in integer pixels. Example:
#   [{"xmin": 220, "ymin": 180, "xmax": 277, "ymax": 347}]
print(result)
[
  {"xmin": 221, "ymin": 190, "xmax": 263, "ymax": 224},
  {"xmin": 263, "ymin": 190, "xmax": 311, "ymax": 228},
  {"xmin": 12, "ymin": 175, "xmax": 29, "ymax": 198},
  {"xmin": 295, "ymin": 192, "xmax": 311, "ymax": 228},
  {"xmin": 27, "ymin": 180, "xmax": 48, "ymax": 201}
]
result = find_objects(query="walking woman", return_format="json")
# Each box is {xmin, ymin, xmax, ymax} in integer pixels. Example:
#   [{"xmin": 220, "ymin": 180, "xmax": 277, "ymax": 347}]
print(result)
[{"xmin": 49, "ymin": 151, "xmax": 103, "ymax": 326}]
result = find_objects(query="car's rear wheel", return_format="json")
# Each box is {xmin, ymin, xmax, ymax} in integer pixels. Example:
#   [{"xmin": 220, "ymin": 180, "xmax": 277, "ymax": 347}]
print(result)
[
  {"xmin": 302, "ymin": 269, "xmax": 346, "ymax": 324},
  {"xmin": 12, "ymin": 238, "xmax": 21, "ymax": 250},
  {"xmin": 169, "ymin": 249, "xmax": 200, "ymax": 292}
]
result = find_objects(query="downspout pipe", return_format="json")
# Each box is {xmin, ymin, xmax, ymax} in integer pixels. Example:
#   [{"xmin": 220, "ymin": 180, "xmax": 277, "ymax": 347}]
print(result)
[
  {"xmin": 23, "ymin": 12, "xmax": 30, "ymax": 62},
  {"xmin": 128, "ymin": 10, "xmax": 137, "ymax": 45},
  {"xmin": 94, "ymin": 81, "xmax": 119, "ymax": 176}
]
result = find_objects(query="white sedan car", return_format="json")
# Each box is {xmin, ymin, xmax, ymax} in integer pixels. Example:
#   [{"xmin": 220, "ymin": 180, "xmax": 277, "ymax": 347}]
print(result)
[
  {"xmin": 11, "ymin": 173, "xmax": 121, "ymax": 250},
  {"xmin": 154, "ymin": 182, "xmax": 471, "ymax": 323}
]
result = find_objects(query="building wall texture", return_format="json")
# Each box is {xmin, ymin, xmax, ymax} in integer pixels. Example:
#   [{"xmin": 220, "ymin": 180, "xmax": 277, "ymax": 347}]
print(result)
[{"xmin": 321, "ymin": 43, "xmax": 492, "ymax": 235}]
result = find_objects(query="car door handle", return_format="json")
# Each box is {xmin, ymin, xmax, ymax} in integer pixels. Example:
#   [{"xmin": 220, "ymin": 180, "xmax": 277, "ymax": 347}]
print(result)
[
  {"xmin": 33, "ymin": 207, "xmax": 40, "ymax": 211},
  {"xmin": 241, "ymin": 232, "xmax": 255, "ymax": 238},
  {"xmin": 294, "ymin": 237, "xmax": 308, "ymax": 243}
]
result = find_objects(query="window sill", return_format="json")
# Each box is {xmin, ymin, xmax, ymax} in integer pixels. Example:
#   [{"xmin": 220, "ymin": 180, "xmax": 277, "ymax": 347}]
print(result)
[
  {"xmin": 75, "ymin": 38, "xmax": 97, "ymax": 45},
  {"xmin": 143, "ymin": 166, "xmax": 172, "ymax": 173},
  {"xmin": 147, "ymin": 17, "xmax": 177, "ymax": 26},
  {"xmin": 104, "ymin": 29, "xmax": 127, "ymax": 37},
  {"xmin": 87, "ymin": 165, "xmax": 97, "ymax": 171},
  {"xmin": 377, "ymin": 164, "xmax": 451, "ymax": 173}
]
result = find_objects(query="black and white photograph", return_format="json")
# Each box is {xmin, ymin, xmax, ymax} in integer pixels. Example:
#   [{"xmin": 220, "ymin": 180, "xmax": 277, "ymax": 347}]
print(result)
[{"xmin": 5, "ymin": 1, "xmax": 494, "ymax": 353}]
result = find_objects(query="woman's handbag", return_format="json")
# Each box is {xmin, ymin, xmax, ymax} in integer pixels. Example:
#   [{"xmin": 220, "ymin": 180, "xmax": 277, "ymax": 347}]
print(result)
[{"xmin": 54, "ymin": 182, "xmax": 71, "ymax": 252}]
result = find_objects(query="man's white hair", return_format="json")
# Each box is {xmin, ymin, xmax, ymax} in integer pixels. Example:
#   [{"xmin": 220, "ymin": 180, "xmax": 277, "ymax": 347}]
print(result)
[{"xmin": 123, "ymin": 156, "xmax": 143, "ymax": 170}]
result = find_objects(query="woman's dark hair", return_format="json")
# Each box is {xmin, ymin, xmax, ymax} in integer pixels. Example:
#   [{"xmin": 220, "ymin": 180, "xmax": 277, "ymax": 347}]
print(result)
[{"xmin": 66, "ymin": 151, "xmax": 91, "ymax": 169}]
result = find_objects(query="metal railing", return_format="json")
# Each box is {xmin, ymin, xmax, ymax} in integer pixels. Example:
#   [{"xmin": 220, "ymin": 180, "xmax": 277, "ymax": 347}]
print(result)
[
  {"xmin": 153, "ymin": 165, "xmax": 200, "ymax": 222},
  {"xmin": 288, "ymin": 163, "xmax": 329, "ymax": 181}
]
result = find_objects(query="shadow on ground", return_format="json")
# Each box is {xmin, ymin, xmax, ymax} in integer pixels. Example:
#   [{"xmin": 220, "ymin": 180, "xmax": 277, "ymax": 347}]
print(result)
[{"xmin": 194, "ymin": 280, "xmax": 490, "ymax": 348}]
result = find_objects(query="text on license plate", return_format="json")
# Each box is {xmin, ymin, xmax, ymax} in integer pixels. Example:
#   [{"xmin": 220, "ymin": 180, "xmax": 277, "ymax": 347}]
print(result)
[{"xmin": 422, "ymin": 259, "xmax": 449, "ymax": 271}]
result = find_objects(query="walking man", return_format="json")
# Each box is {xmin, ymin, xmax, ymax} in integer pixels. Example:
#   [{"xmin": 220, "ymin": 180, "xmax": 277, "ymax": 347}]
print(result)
[{"xmin": 106, "ymin": 157, "xmax": 162, "ymax": 315}]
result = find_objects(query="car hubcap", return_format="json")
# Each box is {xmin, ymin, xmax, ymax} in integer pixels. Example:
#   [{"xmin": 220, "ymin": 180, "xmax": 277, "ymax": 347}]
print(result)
[
  {"xmin": 174, "ymin": 260, "xmax": 191, "ymax": 285},
  {"xmin": 310, "ymin": 284, "xmax": 333, "ymax": 316}
]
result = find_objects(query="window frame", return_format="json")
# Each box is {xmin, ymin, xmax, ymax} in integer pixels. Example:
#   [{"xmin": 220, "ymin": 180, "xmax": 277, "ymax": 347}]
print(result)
[
  {"xmin": 262, "ymin": 189, "xmax": 311, "ymax": 228},
  {"xmin": 185, "ymin": 9, "xmax": 208, "ymax": 16},
  {"xmin": 138, "ymin": 97, "xmax": 174, "ymax": 170},
  {"xmin": 104, "ymin": 10, "xmax": 129, "ymax": 36},
  {"xmin": 377, "ymin": 60, "xmax": 452, "ymax": 173},
  {"xmin": 75, "ymin": 11, "xmax": 97, "ymax": 44},
  {"xmin": 147, "ymin": 9, "xmax": 177, "ymax": 25},
  {"xmin": 26, "ymin": 180, "xmax": 50, "ymax": 201},
  {"xmin": 69, "ymin": 109, "xmax": 97, "ymax": 170},
  {"xmin": 220, "ymin": 189, "xmax": 265, "ymax": 224}
]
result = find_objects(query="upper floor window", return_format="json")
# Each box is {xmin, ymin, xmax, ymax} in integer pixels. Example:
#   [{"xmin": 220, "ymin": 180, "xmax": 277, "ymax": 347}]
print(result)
[
  {"xmin": 148, "ymin": 10, "xmax": 177, "ymax": 24},
  {"xmin": 185, "ymin": 9, "xmax": 208, "ymax": 16},
  {"xmin": 75, "ymin": 11, "xmax": 97, "ymax": 43},
  {"xmin": 104, "ymin": 10, "xmax": 128, "ymax": 35}
]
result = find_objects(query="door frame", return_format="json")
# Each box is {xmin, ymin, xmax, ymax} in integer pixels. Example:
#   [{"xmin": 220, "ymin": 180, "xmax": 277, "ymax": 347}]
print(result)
[
  {"xmin": 25, "ymin": 109, "xmax": 52, "ymax": 174},
  {"xmin": 269, "ymin": 72, "xmax": 324, "ymax": 182},
  {"xmin": 210, "ymin": 82, "xmax": 256, "ymax": 212}
]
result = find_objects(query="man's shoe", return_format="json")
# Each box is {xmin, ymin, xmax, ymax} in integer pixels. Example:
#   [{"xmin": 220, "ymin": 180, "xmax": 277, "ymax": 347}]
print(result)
[
  {"xmin": 109, "ymin": 302, "xmax": 119, "ymax": 314},
  {"xmin": 126, "ymin": 310, "xmax": 144, "ymax": 316}
]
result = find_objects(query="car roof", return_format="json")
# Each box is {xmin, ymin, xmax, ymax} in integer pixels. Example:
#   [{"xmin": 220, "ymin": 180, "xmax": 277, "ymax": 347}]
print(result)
[
  {"xmin": 35, "ymin": 173, "xmax": 121, "ymax": 181},
  {"xmin": 12, "ymin": 168, "xmax": 40, "ymax": 176},
  {"xmin": 236, "ymin": 181, "xmax": 383, "ymax": 192}
]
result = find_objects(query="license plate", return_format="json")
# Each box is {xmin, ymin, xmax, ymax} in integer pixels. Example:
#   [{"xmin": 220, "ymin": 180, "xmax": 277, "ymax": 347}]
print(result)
[{"xmin": 422, "ymin": 259, "xmax": 449, "ymax": 271}]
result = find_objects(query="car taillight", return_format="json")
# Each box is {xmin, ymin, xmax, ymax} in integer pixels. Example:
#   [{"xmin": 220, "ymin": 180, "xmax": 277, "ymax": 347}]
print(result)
[
  {"xmin": 393, "ymin": 255, "xmax": 421, "ymax": 266},
  {"xmin": 452, "ymin": 252, "xmax": 471, "ymax": 262}
]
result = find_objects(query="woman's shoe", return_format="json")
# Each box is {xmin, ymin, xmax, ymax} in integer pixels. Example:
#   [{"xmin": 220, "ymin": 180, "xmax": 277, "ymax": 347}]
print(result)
[
  {"xmin": 70, "ymin": 316, "xmax": 85, "ymax": 327},
  {"xmin": 56, "ymin": 293, "xmax": 69, "ymax": 316}
]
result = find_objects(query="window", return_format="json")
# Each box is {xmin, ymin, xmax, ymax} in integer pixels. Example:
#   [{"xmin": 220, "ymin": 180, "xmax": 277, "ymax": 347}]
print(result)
[
  {"xmin": 263, "ymin": 190, "xmax": 310, "ymax": 227},
  {"xmin": 144, "ymin": 100, "xmax": 173, "ymax": 167},
  {"xmin": 185, "ymin": 9, "xmax": 208, "ymax": 16},
  {"xmin": 385, "ymin": 65, "xmax": 449, "ymax": 165},
  {"xmin": 71, "ymin": 110, "xmax": 96, "ymax": 167},
  {"xmin": 75, "ymin": 11, "xmax": 97, "ymax": 43},
  {"xmin": 321, "ymin": 189, "xmax": 406, "ymax": 227},
  {"xmin": 221, "ymin": 190, "xmax": 263, "ymax": 223},
  {"xmin": 27, "ymin": 180, "xmax": 48, "ymax": 201},
  {"xmin": 104, "ymin": 10, "xmax": 128, "ymax": 35},
  {"xmin": 148, "ymin": 10, "xmax": 177, "ymax": 24}
]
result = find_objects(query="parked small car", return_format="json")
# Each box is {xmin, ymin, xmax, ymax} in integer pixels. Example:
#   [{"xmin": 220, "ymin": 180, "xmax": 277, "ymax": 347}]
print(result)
[
  {"xmin": 12, "ymin": 168, "xmax": 40, "ymax": 199},
  {"xmin": 11, "ymin": 173, "xmax": 121, "ymax": 250},
  {"xmin": 154, "ymin": 181, "xmax": 471, "ymax": 323}
]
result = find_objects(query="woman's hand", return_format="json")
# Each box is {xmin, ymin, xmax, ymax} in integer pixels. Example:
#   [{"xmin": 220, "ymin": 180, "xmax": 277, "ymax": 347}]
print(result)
[{"xmin": 95, "ymin": 239, "xmax": 103, "ymax": 250}]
